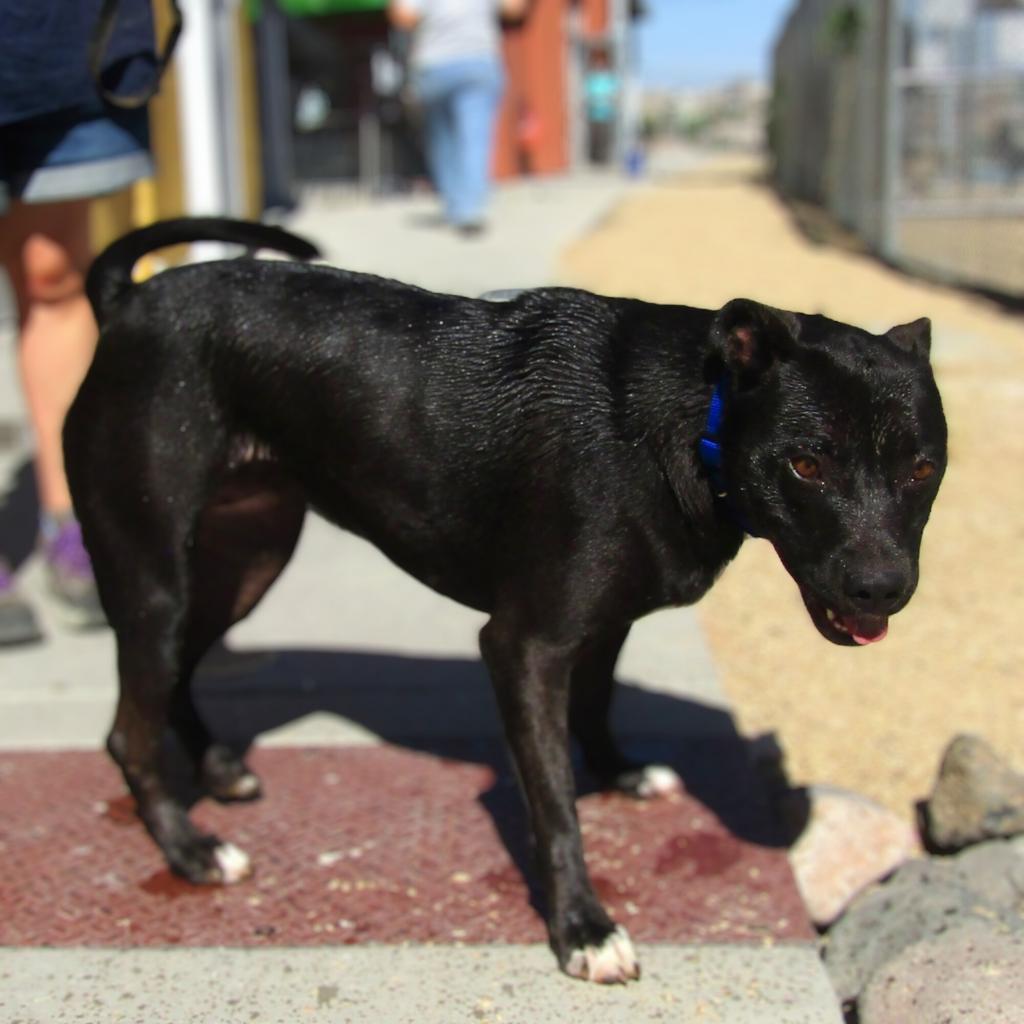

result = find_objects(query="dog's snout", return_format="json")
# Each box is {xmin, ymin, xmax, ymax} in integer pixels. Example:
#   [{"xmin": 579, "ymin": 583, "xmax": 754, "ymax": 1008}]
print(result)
[{"xmin": 842, "ymin": 566, "xmax": 909, "ymax": 615}]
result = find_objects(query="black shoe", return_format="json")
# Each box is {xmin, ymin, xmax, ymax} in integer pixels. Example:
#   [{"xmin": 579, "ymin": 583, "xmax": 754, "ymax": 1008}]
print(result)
[
  {"xmin": 456, "ymin": 221, "xmax": 487, "ymax": 238},
  {"xmin": 0, "ymin": 561, "xmax": 43, "ymax": 646}
]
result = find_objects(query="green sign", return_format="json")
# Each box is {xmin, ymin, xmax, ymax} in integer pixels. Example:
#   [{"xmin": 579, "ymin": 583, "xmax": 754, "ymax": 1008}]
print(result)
[
  {"xmin": 246, "ymin": 0, "xmax": 387, "ymax": 18},
  {"xmin": 279, "ymin": 0, "xmax": 386, "ymax": 12}
]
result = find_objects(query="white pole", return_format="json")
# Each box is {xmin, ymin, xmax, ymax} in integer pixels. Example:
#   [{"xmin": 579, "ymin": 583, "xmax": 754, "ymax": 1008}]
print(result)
[
  {"xmin": 213, "ymin": 0, "xmax": 247, "ymax": 217},
  {"xmin": 177, "ymin": 0, "xmax": 226, "ymax": 214},
  {"xmin": 612, "ymin": 0, "xmax": 629, "ymax": 168},
  {"xmin": 175, "ymin": 0, "xmax": 246, "ymax": 259},
  {"xmin": 882, "ymin": 0, "xmax": 903, "ymax": 262}
]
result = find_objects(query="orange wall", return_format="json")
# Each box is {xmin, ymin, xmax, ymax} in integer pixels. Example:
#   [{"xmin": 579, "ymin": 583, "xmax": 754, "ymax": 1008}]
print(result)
[
  {"xmin": 493, "ymin": 0, "xmax": 612, "ymax": 178},
  {"xmin": 581, "ymin": 0, "xmax": 609, "ymax": 35},
  {"xmin": 494, "ymin": 0, "xmax": 568, "ymax": 177}
]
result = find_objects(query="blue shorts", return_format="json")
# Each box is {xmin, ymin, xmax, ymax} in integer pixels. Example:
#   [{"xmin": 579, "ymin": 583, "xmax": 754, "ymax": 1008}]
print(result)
[{"xmin": 0, "ymin": 98, "xmax": 151, "ymax": 213}]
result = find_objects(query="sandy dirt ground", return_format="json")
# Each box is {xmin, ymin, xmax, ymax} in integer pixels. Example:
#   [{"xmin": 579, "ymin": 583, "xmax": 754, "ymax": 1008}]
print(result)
[{"xmin": 560, "ymin": 153, "xmax": 1024, "ymax": 819}]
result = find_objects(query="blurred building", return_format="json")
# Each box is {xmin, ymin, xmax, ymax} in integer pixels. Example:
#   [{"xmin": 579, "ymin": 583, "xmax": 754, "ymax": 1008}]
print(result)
[
  {"xmin": 772, "ymin": 0, "xmax": 1024, "ymax": 296},
  {"xmin": 93, "ymin": 0, "xmax": 643, "ymax": 252},
  {"xmin": 642, "ymin": 79, "xmax": 769, "ymax": 151},
  {"xmin": 255, "ymin": 0, "xmax": 644, "ymax": 201}
]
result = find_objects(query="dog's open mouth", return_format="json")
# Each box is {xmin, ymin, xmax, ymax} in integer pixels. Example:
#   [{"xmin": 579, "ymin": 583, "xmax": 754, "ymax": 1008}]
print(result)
[{"xmin": 800, "ymin": 590, "xmax": 889, "ymax": 647}]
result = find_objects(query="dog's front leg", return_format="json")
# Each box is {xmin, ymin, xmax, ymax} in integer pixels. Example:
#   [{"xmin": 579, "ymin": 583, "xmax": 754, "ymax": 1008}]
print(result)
[
  {"xmin": 480, "ymin": 619, "xmax": 640, "ymax": 983},
  {"xmin": 569, "ymin": 627, "xmax": 684, "ymax": 800}
]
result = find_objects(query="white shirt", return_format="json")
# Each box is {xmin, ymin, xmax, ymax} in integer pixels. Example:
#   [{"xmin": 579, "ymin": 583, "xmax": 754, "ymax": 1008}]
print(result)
[{"xmin": 403, "ymin": 0, "xmax": 504, "ymax": 70}]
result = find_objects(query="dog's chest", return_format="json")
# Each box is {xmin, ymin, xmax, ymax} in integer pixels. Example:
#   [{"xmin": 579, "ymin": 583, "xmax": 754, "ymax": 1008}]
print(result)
[{"xmin": 609, "ymin": 510, "xmax": 738, "ymax": 618}]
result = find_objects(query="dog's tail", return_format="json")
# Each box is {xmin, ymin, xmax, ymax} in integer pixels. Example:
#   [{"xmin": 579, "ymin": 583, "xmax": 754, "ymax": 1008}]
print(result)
[{"xmin": 85, "ymin": 217, "xmax": 321, "ymax": 325}]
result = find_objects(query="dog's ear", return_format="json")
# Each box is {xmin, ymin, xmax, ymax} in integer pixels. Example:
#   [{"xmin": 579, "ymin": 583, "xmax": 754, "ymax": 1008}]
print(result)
[
  {"xmin": 712, "ymin": 299, "xmax": 800, "ymax": 379},
  {"xmin": 887, "ymin": 317, "xmax": 931, "ymax": 359}
]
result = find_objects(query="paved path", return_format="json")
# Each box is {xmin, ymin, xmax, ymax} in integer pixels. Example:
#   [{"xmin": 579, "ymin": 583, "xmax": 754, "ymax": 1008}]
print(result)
[
  {"xmin": 5, "ymin": 947, "xmax": 839, "ymax": 1024},
  {"xmin": 287, "ymin": 173, "xmax": 635, "ymax": 297},
  {"xmin": 0, "ymin": 165, "xmax": 842, "ymax": 1022}
]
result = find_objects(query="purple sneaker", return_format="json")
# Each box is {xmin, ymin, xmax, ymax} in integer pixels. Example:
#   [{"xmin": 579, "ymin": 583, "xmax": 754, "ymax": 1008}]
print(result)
[
  {"xmin": 42, "ymin": 517, "xmax": 106, "ymax": 630},
  {"xmin": 0, "ymin": 560, "xmax": 43, "ymax": 646}
]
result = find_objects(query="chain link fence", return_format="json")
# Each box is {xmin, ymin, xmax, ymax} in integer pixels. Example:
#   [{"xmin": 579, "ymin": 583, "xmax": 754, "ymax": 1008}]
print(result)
[{"xmin": 771, "ymin": 0, "xmax": 1024, "ymax": 296}]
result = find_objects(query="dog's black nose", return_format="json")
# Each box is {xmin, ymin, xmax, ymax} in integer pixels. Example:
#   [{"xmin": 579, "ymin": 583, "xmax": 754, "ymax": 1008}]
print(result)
[{"xmin": 843, "ymin": 567, "xmax": 908, "ymax": 615}]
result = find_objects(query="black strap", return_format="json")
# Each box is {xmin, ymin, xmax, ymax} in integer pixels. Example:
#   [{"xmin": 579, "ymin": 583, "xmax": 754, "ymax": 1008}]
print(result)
[{"xmin": 89, "ymin": 0, "xmax": 183, "ymax": 110}]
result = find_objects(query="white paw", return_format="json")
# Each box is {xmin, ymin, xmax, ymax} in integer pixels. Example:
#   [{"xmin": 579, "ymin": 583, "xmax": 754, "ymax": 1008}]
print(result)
[
  {"xmin": 225, "ymin": 773, "xmax": 261, "ymax": 799},
  {"xmin": 635, "ymin": 764, "xmax": 683, "ymax": 799},
  {"xmin": 565, "ymin": 926, "xmax": 641, "ymax": 984},
  {"xmin": 214, "ymin": 843, "xmax": 252, "ymax": 884}
]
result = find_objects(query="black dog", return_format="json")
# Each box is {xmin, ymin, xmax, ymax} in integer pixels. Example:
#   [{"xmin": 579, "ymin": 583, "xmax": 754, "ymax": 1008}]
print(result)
[{"xmin": 64, "ymin": 218, "xmax": 946, "ymax": 983}]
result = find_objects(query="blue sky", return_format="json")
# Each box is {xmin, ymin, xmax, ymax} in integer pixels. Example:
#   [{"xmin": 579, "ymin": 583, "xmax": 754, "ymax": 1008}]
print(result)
[{"xmin": 636, "ymin": 0, "xmax": 797, "ymax": 89}]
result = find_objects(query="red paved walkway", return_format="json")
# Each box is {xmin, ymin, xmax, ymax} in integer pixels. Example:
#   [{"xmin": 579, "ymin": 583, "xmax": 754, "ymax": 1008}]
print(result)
[{"xmin": 0, "ymin": 743, "xmax": 811, "ymax": 947}]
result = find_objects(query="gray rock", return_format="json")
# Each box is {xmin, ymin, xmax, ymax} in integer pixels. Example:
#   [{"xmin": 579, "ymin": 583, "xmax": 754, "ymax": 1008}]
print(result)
[
  {"xmin": 922, "ymin": 734, "xmax": 1024, "ymax": 852},
  {"xmin": 821, "ymin": 857, "xmax": 1011, "ymax": 1005},
  {"xmin": 951, "ymin": 837, "xmax": 1024, "ymax": 914},
  {"xmin": 860, "ymin": 920, "xmax": 1024, "ymax": 1024}
]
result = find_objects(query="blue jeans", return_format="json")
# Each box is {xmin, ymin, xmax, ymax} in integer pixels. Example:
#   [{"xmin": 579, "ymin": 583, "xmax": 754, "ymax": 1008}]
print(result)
[
  {"xmin": 0, "ymin": 97, "xmax": 151, "ymax": 211},
  {"xmin": 413, "ymin": 58, "xmax": 504, "ymax": 227}
]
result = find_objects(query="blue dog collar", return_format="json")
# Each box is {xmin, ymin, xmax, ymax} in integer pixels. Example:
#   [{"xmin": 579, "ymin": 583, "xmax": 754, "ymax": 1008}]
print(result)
[
  {"xmin": 699, "ymin": 376, "xmax": 757, "ymax": 536},
  {"xmin": 699, "ymin": 379, "xmax": 728, "ymax": 496}
]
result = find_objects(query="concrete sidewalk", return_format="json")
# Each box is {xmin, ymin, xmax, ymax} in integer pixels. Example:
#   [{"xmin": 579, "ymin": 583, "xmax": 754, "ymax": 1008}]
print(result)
[
  {"xmin": 287, "ymin": 172, "xmax": 635, "ymax": 296},
  {"xmin": 4, "ymin": 947, "xmax": 840, "ymax": 1024},
  {"xmin": 0, "ymin": 168, "xmax": 842, "ymax": 1023}
]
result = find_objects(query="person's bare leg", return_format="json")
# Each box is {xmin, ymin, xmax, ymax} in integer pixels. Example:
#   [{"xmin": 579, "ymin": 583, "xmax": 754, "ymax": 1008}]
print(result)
[
  {"xmin": 5, "ymin": 198, "xmax": 96, "ymax": 515},
  {"xmin": 0, "ymin": 198, "xmax": 104, "ymax": 630}
]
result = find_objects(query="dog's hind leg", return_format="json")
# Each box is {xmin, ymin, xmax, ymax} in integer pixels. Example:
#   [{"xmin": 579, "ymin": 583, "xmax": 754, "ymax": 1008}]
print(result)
[
  {"xmin": 91, "ymin": 472, "xmax": 305, "ymax": 884},
  {"xmin": 67, "ymin": 384, "xmax": 247, "ymax": 881},
  {"xmin": 172, "ymin": 469, "xmax": 307, "ymax": 803},
  {"xmin": 70, "ymin": 405, "xmax": 300, "ymax": 882},
  {"xmin": 569, "ymin": 626, "xmax": 682, "ymax": 800},
  {"xmin": 93, "ymin": 520, "xmax": 254, "ymax": 884}
]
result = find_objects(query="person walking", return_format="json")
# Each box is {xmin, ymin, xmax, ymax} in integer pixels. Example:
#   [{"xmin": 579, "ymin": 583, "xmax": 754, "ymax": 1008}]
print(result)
[
  {"xmin": 0, "ymin": 0, "xmax": 171, "ymax": 644},
  {"xmin": 388, "ymin": 0, "xmax": 528, "ymax": 235},
  {"xmin": 584, "ymin": 45, "xmax": 619, "ymax": 166}
]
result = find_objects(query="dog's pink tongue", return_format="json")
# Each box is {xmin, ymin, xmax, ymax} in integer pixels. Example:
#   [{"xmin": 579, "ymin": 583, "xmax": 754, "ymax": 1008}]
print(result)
[{"xmin": 844, "ymin": 616, "xmax": 888, "ymax": 645}]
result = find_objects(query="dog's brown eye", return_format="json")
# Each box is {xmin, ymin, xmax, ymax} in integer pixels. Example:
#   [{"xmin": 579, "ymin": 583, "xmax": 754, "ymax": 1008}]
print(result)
[
  {"xmin": 912, "ymin": 459, "xmax": 936, "ymax": 482},
  {"xmin": 791, "ymin": 456, "xmax": 821, "ymax": 481}
]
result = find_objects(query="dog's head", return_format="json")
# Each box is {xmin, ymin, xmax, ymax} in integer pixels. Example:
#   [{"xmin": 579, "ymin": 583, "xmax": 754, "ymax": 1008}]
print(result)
[{"xmin": 710, "ymin": 299, "xmax": 947, "ymax": 646}]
